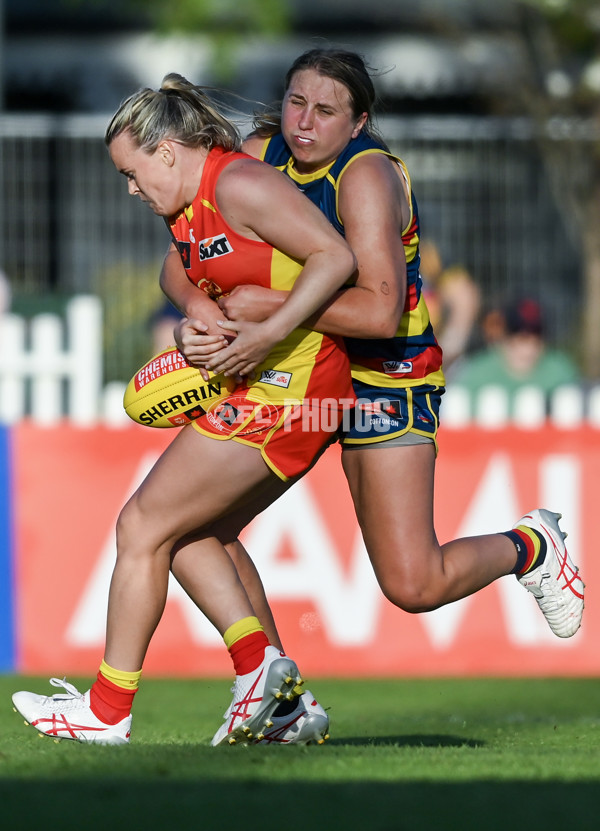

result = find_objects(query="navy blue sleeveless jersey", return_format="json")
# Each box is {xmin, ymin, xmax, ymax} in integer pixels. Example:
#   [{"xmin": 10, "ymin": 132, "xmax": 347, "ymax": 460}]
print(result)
[{"xmin": 260, "ymin": 132, "xmax": 445, "ymax": 390}]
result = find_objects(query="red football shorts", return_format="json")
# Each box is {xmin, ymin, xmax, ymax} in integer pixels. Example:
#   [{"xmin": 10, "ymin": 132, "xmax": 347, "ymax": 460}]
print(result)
[{"xmin": 191, "ymin": 390, "xmax": 349, "ymax": 480}]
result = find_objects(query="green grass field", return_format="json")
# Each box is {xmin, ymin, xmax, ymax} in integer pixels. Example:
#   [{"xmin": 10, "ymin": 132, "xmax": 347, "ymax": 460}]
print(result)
[{"xmin": 1, "ymin": 675, "xmax": 599, "ymax": 831}]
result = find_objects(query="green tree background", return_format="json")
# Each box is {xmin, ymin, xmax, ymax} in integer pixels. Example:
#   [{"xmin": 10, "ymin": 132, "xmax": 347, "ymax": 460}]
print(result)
[
  {"xmin": 70, "ymin": 0, "xmax": 291, "ymax": 81},
  {"xmin": 515, "ymin": 0, "xmax": 600, "ymax": 378}
]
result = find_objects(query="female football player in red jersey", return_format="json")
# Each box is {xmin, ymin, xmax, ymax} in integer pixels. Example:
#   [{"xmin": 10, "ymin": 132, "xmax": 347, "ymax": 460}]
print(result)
[
  {"xmin": 12, "ymin": 72, "xmax": 358, "ymax": 748},
  {"xmin": 162, "ymin": 49, "xmax": 584, "ymax": 741}
]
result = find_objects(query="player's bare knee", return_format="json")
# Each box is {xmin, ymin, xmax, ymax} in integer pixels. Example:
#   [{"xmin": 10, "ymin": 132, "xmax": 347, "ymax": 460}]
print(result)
[
  {"xmin": 379, "ymin": 576, "xmax": 442, "ymax": 614},
  {"xmin": 115, "ymin": 500, "xmax": 154, "ymax": 561}
]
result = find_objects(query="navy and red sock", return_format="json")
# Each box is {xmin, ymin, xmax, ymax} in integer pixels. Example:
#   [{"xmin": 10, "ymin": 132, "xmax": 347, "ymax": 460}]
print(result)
[{"xmin": 504, "ymin": 525, "xmax": 547, "ymax": 575}]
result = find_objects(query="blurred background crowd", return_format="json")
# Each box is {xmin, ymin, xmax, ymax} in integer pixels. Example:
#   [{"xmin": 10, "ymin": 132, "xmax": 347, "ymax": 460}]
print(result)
[{"xmin": 1, "ymin": 0, "xmax": 599, "ymax": 409}]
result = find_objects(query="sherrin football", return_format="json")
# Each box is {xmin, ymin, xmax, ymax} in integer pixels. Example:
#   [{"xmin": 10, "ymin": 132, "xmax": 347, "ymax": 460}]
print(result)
[{"xmin": 123, "ymin": 346, "xmax": 233, "ymax": 428}]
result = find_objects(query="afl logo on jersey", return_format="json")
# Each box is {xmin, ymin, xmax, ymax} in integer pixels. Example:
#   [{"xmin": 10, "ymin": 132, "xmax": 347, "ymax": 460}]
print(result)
[{"xmin": 198, "ymin": 234, "xmax": 233, "ymax": 261}]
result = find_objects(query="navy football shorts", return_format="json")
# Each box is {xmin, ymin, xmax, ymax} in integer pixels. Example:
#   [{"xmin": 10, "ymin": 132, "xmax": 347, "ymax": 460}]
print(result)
[{"xmin": 341, "ymin": 380, "xmax": 444, "ymax": 448}]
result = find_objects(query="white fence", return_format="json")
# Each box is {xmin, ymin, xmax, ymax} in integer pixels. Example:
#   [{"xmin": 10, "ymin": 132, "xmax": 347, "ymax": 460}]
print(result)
[
  {"xmin": 1, "ymin": 295, "xmax": 600, "ymax": 430},
  {"xmin": 442, "ymin": 383, "xmax": 600, "ymax": 430},
  {"xmin": 0, "ymin": 295, "xmax": 128, "ymax": 427}
]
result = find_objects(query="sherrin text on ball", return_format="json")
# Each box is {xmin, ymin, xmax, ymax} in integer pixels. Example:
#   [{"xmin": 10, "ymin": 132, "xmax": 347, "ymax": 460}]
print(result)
[{"xmin": 123, "ymin": 346, "xmax": 232, "ymax": 427}]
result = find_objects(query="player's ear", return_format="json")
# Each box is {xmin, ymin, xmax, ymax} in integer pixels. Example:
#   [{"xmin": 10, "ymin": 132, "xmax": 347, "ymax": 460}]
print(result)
[
  {"xmin": 158, "ymin": 140, "xmax": 177, "ymax": 167},
  {"xmin": 351, "ymin": 112, "xmax": 368, "ymax": 139}
]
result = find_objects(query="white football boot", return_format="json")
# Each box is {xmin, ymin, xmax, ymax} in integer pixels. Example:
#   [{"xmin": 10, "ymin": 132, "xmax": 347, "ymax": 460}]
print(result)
[
  {"xmin": 515, "ymin": 509, "xmax": 584, "ymax": 637},
  {"xmin": 211, "ymin": 645, "xmax": 304, "ymax": 746},
  {"xmin": 12, "ymin": 677, "xmax": 132, "ymax": 744},
  {"xmin": 253, "ymin": 690, "xmax": 330, "ymax": 745}
]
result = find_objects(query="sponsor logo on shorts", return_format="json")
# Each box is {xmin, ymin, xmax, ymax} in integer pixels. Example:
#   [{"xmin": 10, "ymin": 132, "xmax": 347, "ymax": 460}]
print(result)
[
  {"xmin": 259, "ymin": 369, "xmax": 292, "ymax": 389},
  {"xmin": 205, "ymin": 395, "xmax": 280, "ymax": 436},
  {"xmin": 382, "ymin": 360, "xmax": 413, "ymax": 374},
  {"xmin": 213, "ymin": 402, "xmax": 241, "ymax": 428},
  {"xmin": 198, "ymin": 233, "xmax": 233, "ymax": 261},
  {"xmin": 357, "ymin": 400, "xmax": 402, "ymax": 416},
  {"xmin": 383, "ymin": 400, "xmax": 403, "ymax": 416},
  {"xmin": 345, "ymin": 397, "xmax": 407, "ymax": 432},
  {"xmin": 358, "ymin": 402, "xmax": 382, "ymax": 416}
]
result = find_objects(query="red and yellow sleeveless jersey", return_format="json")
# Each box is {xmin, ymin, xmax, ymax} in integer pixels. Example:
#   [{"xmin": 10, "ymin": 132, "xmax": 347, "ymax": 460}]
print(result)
[{"xmin": 168, "ymin": 147, "xmax": 354, "ymax": 407}]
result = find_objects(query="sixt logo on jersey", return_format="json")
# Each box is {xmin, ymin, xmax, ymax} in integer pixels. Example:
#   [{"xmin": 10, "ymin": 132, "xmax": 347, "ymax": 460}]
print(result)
[{"xmin": 198, "ymin": 234, "xmax": 233, "ymax": 261}]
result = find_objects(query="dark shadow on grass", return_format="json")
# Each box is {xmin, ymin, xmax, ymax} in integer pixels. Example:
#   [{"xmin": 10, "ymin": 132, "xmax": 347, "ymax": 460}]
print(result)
[
  {"xmin": 329, "ymin": 734, "xmax": 484, "ymax": 748},
  {"xmin": 1, "ymin": 780, "xmax": 598, "ymax": 831}
]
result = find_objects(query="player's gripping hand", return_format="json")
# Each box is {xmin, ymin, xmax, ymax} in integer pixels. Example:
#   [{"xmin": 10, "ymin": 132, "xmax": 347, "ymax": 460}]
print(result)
[
  {"xmin": 217, "ymin": 285, "xmax": 283, "ymax": 323},
  {"xmin": 175, "ymin": 317, "xmax": 230, "ymax": 380},
  {"xmin": 206, "ymin": 318, "xmax": 282, "ymax": 378}
]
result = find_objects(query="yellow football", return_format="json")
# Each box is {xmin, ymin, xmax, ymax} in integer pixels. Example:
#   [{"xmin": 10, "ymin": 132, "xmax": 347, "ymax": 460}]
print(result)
[{"xmin": 123, "ymin": 346, "xmax": 233, "ymax": 428}]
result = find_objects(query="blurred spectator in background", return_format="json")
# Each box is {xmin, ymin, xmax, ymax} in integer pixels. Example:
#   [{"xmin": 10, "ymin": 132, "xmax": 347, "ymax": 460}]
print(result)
[
  {"xmin": 419, "ymin": 240, "xmax": 481, "ymax": 373},
  {"xmin": 479, "ymin": 302, "xmax": 508, "ymax": 348},
  {"xmin": 148, "ymin": 298, "xmax": 183, "ymax": 355},
  {"xmin": 451, "ymin": 296, "xmax": 580, "ymax": 410}
]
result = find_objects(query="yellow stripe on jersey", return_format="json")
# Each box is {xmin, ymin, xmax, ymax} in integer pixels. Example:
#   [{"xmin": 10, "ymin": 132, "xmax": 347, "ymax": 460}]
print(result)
[
  {"xmin": 269, "ymin": 247, "xmax": 303, "ymax": 291},
  {"xmin": 349, "ymin": 363, "xmax": 446, "ymax": 389},
  {"xmin": 247, "ymin": 326, "xmax": 321, "ymax": 405},
  {"xmin": 398, "ymin": 294, "xmax": 432, "ymax": 338},
  {"xmin": 257, "ymin": 140, "xmax": 269, "ymax": 162},
  {"xmin": 403, "ymin": 234, "xmax": 419, "ymax": 265},
  {"xmin": 283, "ymin": 157, "xmax": 336, "ymax": 186},
  {"xmin": 185, "ymin": 199, "xmax": 216, "ymax": 217},
  {"xmin": 396, "ymin": 158, "xmax": 416, "ymax": 242}
]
